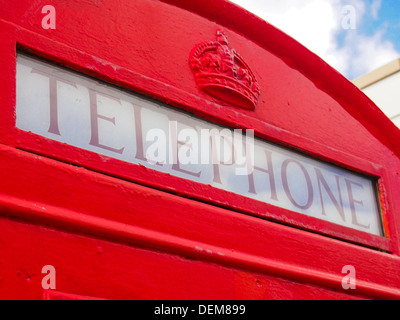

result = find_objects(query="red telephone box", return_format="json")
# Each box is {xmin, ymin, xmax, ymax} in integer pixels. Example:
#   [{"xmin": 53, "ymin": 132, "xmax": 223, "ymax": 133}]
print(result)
[{"xmin": 1, "ymin": 0, "xmax": 400, "ymax": 300}]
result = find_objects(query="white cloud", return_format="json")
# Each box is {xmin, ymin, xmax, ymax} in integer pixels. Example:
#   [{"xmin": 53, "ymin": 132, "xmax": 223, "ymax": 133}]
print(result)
[
  {"xmin": 346, "ymin": 30, "xmax": 400, "ymax": 76},
  {"xmin": 370, "ymin": 0, "xmax": 382, "ymax": 19},
  {"xmin": 229, "ymin": 0, "xmax": 341, "ymax": 59},
  {"xmin": 228, "ymin": 0, "xmax": 400, "ymax": 79}
]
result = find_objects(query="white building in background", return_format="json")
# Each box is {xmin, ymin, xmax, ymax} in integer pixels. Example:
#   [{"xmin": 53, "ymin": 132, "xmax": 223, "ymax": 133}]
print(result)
[{"xmin": 353, "ymin": 58, "xmax": 400, "ymax": 128}]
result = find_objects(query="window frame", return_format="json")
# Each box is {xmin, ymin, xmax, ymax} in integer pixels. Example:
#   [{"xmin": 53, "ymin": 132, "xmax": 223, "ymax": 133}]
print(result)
[{"xmin": 0, "ymin": 25, "xmax": 394, "ymax": 252}]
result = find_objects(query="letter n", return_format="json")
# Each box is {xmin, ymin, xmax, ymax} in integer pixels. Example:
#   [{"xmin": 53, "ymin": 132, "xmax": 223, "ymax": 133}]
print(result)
[{"xmin": 41, "ymin": 265, "xmax": 56, "ymax": 290}]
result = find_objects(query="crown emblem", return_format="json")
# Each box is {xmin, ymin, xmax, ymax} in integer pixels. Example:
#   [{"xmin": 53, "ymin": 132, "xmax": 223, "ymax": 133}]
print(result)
[{"xmin": 189, "ymin": 30, "xmax": 260, "ymax": 110}]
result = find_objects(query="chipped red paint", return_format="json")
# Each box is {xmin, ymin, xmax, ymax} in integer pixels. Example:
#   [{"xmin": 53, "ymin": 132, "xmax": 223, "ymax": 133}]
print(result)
[{"xmin": 0, "ymin": 0, "xmax": 400, "ymax": 300}]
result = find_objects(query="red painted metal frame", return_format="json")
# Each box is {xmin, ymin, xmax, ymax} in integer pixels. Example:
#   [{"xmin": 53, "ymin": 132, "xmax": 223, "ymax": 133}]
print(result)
[
  {"xmin": 1, "ymin": 0, "xmax": 400, "ymax": 299},
  {"xmin": 1, "ymin": 144, "xmax": 400, "ymax": 299},
  {"xmin": 3, "ymin": 23, "xmax": 394, "ymax": 251}
]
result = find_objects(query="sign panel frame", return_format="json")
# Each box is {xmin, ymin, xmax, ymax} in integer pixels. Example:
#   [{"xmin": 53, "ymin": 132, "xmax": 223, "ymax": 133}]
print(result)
[
  {"xmin": 16, "ymin": 53, "xmax": 384, "ymax": 237},
  {"xmin": 0, "ymin": 31, "xmax": 392, "ymax": 251}
]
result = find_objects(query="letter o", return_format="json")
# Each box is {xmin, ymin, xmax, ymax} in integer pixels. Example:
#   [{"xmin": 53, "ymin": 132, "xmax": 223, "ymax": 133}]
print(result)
[{"xmin": 281, "ymin": 159, "xmax": 314, "ymax": 210}]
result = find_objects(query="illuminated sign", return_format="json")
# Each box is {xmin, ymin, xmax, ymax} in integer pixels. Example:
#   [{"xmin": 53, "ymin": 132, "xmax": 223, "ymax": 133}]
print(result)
[{"xmin": 16, "ymin": 54, "xmax": 383, "ymax": 236}]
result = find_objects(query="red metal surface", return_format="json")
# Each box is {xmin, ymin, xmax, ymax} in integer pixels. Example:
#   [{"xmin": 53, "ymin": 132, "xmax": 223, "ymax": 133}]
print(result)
[
  {"xmin": 189, "ymin": 30, "xmax": 261, "ymax": 110},
  {"xmin": 0, "ymin": 0, "xmax": 400, "ymax": 299}
]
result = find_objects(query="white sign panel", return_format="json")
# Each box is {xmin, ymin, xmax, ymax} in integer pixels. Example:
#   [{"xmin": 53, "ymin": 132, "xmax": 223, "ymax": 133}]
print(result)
[{"xmin": 16, "ymin": 54, "xmax": 383, "ymax": 236}]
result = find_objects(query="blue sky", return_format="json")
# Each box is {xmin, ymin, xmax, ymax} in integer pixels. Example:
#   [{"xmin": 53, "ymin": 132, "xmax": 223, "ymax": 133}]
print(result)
[
  {"xmin": 365, "ymin": 0, "xmax": 400, "ymax": 49},
  {"xmin": 229, "ymin": 0, "xmax": 400, "ymax": 80}
]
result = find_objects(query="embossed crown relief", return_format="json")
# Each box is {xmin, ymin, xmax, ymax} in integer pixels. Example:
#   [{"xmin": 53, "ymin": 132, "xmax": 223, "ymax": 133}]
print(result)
[{"xmin": 189, "ymin": 30, "xmax": 261, "ymax": 110}]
